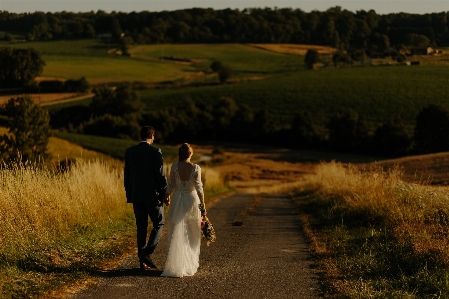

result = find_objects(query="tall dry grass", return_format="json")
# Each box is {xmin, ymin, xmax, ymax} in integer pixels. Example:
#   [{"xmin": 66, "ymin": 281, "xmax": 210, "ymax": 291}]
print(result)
[
  {"xmin": 0, "ymin": 159, "xmax": 130, "ymax": 264},
  {"xmin": 299, "ymin": 161, "xmax": 449, "ymax": 297},
  {"xmin": 305, "ymin": 161, "xmax": 449, "ymax": 262}
]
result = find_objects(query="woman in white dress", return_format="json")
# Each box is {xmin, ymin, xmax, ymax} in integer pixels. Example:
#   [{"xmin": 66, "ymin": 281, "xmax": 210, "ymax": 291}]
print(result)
[{"xmin": 162, "ymin": 143, "xmax": 207, "ymax": 278}]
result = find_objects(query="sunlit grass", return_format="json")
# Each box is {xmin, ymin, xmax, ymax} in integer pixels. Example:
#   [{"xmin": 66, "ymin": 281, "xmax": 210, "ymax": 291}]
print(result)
[
  {"xmin": 0, "ymin": 159, "xmax": 135, "ymax": 297},
  {"xmin": 0, "ymin": 132, "xmax": 231, "ymax": 297},
  {"xmin": 296, "ymin": 162, "xmax": 449, "ymax": 298},
  {"xmin": 47, "ymin": 136, "xmax": 114, "ymax": 164}
]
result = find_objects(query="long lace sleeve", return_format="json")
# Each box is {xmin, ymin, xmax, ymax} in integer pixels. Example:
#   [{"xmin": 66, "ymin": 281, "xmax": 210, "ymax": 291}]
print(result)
[
  {"xmin": 194, "ymin": 165, "xmax": 205, "ymax": 207},
  {"xmin": 166, "ymin": 163, "xmax": 177, "ymax": 195}
]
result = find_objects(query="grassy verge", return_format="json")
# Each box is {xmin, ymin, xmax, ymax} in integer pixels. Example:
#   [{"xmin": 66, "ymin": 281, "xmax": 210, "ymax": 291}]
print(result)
[
  {"xmin": 0, "ymin": 160, "xmax": 136, "ymax": 298},
  {"xmin": 0, "ymin": 140, "xmax": 231, "ymax": 298},
  {"xmin": 294, "ymin": 162, "xmax": 449, "ymax": 298},
  {"xmin": 53, "ymin": 131, "xmax": 178, "ymax": 162}
]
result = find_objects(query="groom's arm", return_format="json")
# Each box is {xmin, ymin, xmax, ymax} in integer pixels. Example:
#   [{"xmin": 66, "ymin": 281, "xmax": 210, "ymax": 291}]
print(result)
[
  {"xmin": 154, "ymin": 148, "xmax": 167, "ymax": 192},
  {"xmin": 124, "ymin": 149, "xmax": 130, "ymax": 198}
]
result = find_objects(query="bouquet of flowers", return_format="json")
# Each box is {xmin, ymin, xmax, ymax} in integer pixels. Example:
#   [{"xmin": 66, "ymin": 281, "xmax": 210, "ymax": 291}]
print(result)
[
  {"xmin": 201, "ymin": 216, "xmax": 216, "ymax": 246},
  {"xmin": 199, "ymin": 203, "xmax": 216, "ymax": 246}
]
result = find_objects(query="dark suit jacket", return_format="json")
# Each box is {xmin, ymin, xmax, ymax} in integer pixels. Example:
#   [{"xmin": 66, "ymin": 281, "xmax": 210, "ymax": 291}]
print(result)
[{"xmin": 124, "ymin": 142, "xmax": 167, "ymax": 205}]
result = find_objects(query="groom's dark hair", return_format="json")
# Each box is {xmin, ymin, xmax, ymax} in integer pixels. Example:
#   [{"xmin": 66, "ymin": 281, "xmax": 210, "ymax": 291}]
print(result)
[{"xmin": 140, "ymin": 126, "xmax": 155, "ymax": 140}]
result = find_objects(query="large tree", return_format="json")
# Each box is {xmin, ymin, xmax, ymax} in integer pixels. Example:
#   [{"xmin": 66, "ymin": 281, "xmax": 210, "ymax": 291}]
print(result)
[
  {"xmin": 0, "ymin": 96, "xmax": 50, "ymax": 162},
  {"xmin": 0, "ymin": 47, "xmax": 45, "ymax": 88}
]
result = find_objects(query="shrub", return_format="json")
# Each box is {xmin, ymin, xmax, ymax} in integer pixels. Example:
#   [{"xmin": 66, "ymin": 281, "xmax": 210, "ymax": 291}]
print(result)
[
  {"xmin": 38, "ymin": 80, "xmax": 65, "ymax": 92},
  {"xmin": 64, "ymin": 77, "xmax": 91, "ymax": 93},
  {"xmin": 218, "ymin": 66, "xmax": 232, "ymax": 84},
  {"xmin": 49, "ymin": 105, "xmax": 91, "ymax": 129},
  {"xmin": 304, "ymin": 49, "xmax": 320, "ymax": 70},
  {"xmin": 372, "ymin": 119, "xmax": 411, "ymax": 157},
  {"xmin": 327, "ymin": 109, "xmax": 370, "ymax": 153},
  {"xmin": 210, "ymin": 61, "xmax": 222, "ymax": 72},
  {"xmin": 290, "ymin": 111, "xmax": 326, "ymax": 148},
  {"xmin": 82, "ymin": 114, "xmax": 140, "ymax": 139},
  {"xmin": 90, "ymin": 84, "xmax": 142, "ymax": 118},
  {"xmin": 414, "ymin": 104, "xmax": 449, "ymax": 154}
]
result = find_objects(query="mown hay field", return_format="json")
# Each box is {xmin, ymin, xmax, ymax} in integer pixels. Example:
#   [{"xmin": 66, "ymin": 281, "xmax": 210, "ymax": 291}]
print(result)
[{"xmin": 248, "ymin": 43, "xmax": 337, "ymax": 55}]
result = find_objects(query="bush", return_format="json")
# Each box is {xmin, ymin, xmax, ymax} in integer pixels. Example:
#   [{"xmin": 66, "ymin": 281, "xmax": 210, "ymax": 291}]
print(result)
[
  {"xmin": 218, "ymin": 67, "xmax": 232, "ymax": 84},
  {"xmin": 372, "ymin": 119, "xmax": 411, "ymax": 157},
  {"xmin": 38, "ymin": 77, "xmax": 91, "ymax": 93},
  {"xmin": 49, "ymin": 105, "xmax": 91, "ymax": 129},
  {"xmin": 290, "ymin": 111, "xmax": 326, "ymax": 148},
  {"xmin": 210, "ymin": 61, "xmax": 222, "ymax": 72},
  {"xmin": 38, "ymin": 80, "xmax": 65, "ymax": 92},
  {"xmin": 64, "ymin": 77, "xmax": 91, "ymax": 93},
  {"xmin": 304, "ymin": 49, "xmax": 320, "ymax": 70},
  {"xmin": 414, "ymin": 104, "xmax": 449, "ymax": 154},
  {"xmin": 327, "ymin": 109, "xmax": 370, "ymax": 153},
  {"xmin": 90, "ymin": 84, "xmax": 142, "ymax": 118},
  {"xmin": 82, "ymin": 114, "xmax": 140, "ymax": 139}
]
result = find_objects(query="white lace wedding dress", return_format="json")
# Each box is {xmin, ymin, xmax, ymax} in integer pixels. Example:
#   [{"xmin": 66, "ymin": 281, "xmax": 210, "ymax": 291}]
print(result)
[{"xmin": 161, "ymin": 162, "xmax": 204, "ymax": 278}]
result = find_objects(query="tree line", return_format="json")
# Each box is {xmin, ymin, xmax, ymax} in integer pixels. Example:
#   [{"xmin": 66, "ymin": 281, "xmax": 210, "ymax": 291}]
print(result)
[
  {"xmin": 2, "ymin": 85, "xmax": 449, "ymax": 162},
  {"xmin": 48, "ymin": 85, "xmax": 449, "ymax": 158},
  {"xmin": 0, "ymin": 7, "xmax": 448, "ymax": 49}
]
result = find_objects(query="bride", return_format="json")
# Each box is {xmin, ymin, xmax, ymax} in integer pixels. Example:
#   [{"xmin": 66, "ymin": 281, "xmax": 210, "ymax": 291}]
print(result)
[{"xmin": 161, "ymin": 143, "xmax": 207, "ymax": 278}]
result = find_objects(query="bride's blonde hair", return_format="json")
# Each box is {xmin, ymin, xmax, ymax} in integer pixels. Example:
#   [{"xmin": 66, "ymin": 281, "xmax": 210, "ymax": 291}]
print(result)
[{"xmin": 178, "ymin": 143, "xmax": 193, "ymax": 161}]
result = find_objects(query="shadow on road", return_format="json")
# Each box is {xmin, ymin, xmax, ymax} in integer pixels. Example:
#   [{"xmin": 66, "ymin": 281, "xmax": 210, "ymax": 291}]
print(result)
[{"xmin": 92, "ymin": 268, "xmax": 163, "ymax": 278}]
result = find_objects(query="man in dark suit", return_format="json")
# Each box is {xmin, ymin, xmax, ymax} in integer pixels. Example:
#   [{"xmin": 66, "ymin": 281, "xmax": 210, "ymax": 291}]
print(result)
[{"xmin": 124, "ymin": 126, "xmax": 169, "ymax": 269}]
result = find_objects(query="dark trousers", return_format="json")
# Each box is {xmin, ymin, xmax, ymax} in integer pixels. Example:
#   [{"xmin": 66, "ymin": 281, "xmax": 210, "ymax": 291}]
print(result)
[{"xmin": 132, "ymin": 202, "xmax": 165, "ymax": 258}]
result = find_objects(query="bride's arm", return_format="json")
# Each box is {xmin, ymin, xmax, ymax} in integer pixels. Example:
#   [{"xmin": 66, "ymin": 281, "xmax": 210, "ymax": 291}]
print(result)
[
  {"xmin": 164, "ymin": 163, "xmax": 176, "ymax": 204},
  {"xmin": 194, "ymin": 165, "xmax": 207, "ymax": 216}
]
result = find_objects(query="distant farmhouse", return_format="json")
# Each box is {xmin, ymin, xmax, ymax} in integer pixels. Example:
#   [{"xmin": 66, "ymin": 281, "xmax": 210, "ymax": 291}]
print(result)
[{"xmin": 410, "ymin": 47, "xmax": 433, "ymax": 55}]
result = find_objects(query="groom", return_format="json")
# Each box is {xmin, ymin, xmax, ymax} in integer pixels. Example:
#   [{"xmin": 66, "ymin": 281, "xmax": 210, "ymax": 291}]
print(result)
[{"xmin": 124, "ymin": 126, "xmax": 169, "ymax": 269}]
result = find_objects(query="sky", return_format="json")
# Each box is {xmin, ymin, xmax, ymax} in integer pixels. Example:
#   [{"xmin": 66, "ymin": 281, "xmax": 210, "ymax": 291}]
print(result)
[{"xmin": 0, "ymin": 0, "xmax": 448, "ymax": 15}]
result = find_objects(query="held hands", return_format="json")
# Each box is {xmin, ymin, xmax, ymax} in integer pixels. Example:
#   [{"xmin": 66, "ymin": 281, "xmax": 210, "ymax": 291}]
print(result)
[{"xmin": 164, "ymin": 194, "xmax": 171, "ymax": 206}]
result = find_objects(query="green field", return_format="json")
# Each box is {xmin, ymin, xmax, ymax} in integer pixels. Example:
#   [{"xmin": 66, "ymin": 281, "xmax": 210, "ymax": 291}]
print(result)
[
  {"xmin": 2, "ymin": 39, "xmax": 449, "ymax": 133},
  {"xmin": 0, "ymin": 39, "xmax": 197, "ymax": 83},
  {"xmin": 53, "ymin": 132, "xmax": 179, "ymax": 162},
  {"xmin": 0, "ymin": 40, "xmax": 301, "ymax": 83},
  {"xmin": 139, "ymin": 64, "xmax": 449, "ymax": 133},
  {"xmin": 130, "ymin": 43, "xmax": 303, "ymax": 77}
]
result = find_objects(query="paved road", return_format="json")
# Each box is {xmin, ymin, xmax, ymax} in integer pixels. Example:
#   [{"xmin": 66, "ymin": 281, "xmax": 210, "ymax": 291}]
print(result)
[{"xmin": 69, "ymin": 194, "xmax": 321, "ymax": 299}]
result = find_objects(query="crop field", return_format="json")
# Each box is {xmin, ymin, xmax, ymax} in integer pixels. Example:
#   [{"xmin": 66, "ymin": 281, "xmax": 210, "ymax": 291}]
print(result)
[
  {"xmin": 140, "ymin": 63, "xmax": 449, "ymax": 133},
  {"xmin": 129, "ymin": 43, "xmax": 304, "ymax": 77},
  {"xmin": 0, "ymin": 39, "xmax": 196, "ymax": 83},
  {"xmin": 2, "ymin": 39, "xmax": 449, "ymax": 133},
  {"xmin": 1, "ymin": 40, "xmax": 302, "ymax": 84}
]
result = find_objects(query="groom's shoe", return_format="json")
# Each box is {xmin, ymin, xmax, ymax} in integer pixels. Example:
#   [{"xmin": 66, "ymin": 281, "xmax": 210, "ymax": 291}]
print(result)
[{"xmin": 140, "ymin": 255, "xmax": 157, "ymax": 269}]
